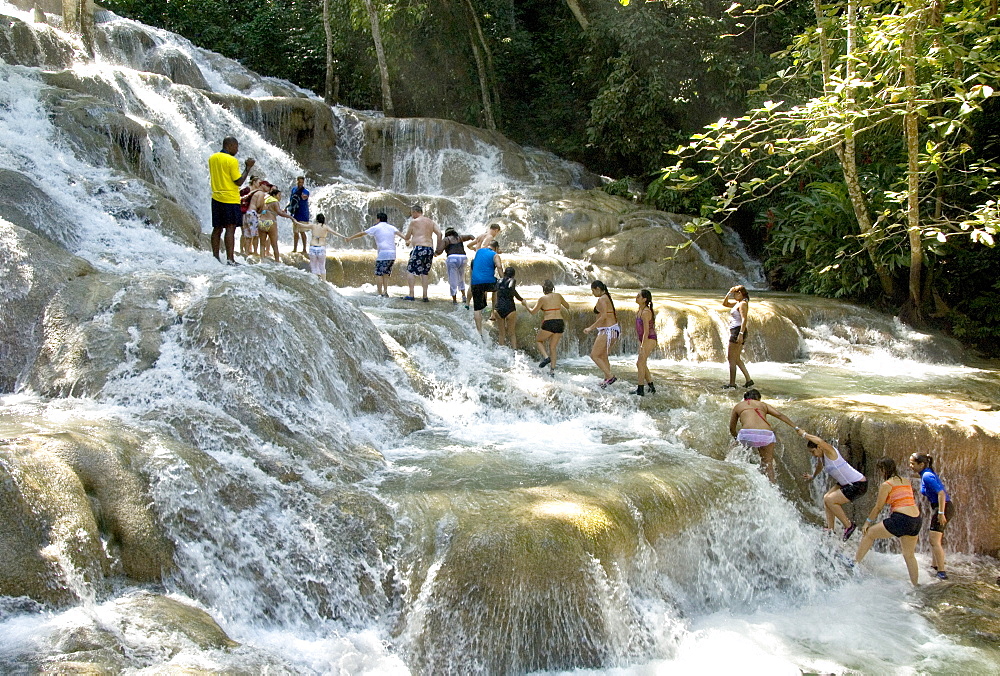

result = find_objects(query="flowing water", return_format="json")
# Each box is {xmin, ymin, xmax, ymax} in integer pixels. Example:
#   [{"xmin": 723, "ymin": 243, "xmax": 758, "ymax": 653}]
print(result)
[{"xmin": 1, "ymin": 3, "xmax": 999, "ymax": 674}]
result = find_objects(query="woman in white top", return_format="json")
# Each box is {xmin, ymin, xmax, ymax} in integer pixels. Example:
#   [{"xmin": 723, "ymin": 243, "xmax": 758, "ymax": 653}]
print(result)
[
  {"xmin": 721, "ymin": 285, "xmax": 753, "ymax": 389},
  {"xmin": 800, "ymin": 430, "xmax": 868, "ymax": 540}
]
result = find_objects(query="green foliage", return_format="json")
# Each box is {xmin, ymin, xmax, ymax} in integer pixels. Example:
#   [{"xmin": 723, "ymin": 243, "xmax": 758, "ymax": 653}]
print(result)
[{"xmin": 764, "ymin": 180, "xmax": 884, "ymax": 299}]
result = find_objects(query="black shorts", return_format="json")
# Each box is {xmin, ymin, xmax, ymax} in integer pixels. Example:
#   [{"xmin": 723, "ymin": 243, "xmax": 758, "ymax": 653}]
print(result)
[
  {"xmin": 929, "ymin": 501, "xmax": 954, "ymax": 533},
  {"xmin": 211, "ymin": 199, "xmax": 242, "ymax": 230},
  {"xmin": 883, "ymin": 511, "xmax": 921, "ymax": 537},
  {"xmin": 729, "ymin": 325, "xmax": 747, "ymax": 344},
  {"xmin": 540, "ymin": 319, "xmax": 565, "ymax": 334},
  {"xmin": 471, "ymin": 283, "xmax": 496, "ymax": 311},
  {"xmin": 840, "ymin": 480, "xmax": 868, "ymax": 502}
]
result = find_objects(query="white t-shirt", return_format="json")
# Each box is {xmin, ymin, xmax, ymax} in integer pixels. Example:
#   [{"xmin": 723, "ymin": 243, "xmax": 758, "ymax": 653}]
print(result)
[{"xmin": 366, "ymin": 222, "xmax": 400, "ymax": 260}]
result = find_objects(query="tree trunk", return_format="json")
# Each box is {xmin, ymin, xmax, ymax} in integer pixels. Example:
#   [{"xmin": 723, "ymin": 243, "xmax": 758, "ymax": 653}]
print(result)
[
  {"xmin": 813, "ymin": 0, "xmax": 895, "ymax": 297},
  {"xmin": 565, "ymin": 0, "xmax": 589, "ymax": 31},
  {"xmin": 362, "ymin": 0, "xmax": 394, "ymax": 116},
  {"xmin": 323, "ymin": 0, "xmax": 337, "ymax": 104},
  {"xmin": 903, "ymin": 5, "xmax": 923, "ymax": 318},
  {"xmin": 469, "ymin": 34, "xmax": 495, "ymax": 129},
  {"xmin": 461, "ymin": 0, "xmax": 499, "ymax": 128},
  {"xmin": 62, "ymin": 0, "xmax": 94, "ymax": 54}
]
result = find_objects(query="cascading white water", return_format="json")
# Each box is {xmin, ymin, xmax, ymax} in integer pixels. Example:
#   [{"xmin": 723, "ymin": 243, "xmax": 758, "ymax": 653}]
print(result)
[{"xmin": 1, "ymin": 3, "xmax": 998, "ymax": 674}]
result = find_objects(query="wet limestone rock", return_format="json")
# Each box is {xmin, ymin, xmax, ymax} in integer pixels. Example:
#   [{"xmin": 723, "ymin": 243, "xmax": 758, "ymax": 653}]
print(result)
[
  {"xmin": 0, "ymin": 169, "xmax": 82, "ymax": 248},
  {"xmin": 0, "ymin": 219, "xmax": 95, "ymax": 392},
  {"xmin": 118, "ymin": 592, "xmax": 239, "ymax": 649},
  {"xmin": 399, "ymin": 466, "xmax": 732, "ymax": 674},
  {"xmin": 361, "ymin": 117, "xmax": 602, "ymax": 195},
  {"xmin": 795, "ymin": 396, "xmax": 1000, "ymax": 555},
  {"xmin": 0, "ymin": 14, "xmax": 75, "ymax": 69},
  {"xmin": 0, "ymin": 426, "xmax": 175, "ymax": 604},
  {"xmin": 207, "ymin": 93, "xmax": 341, "ymax": 179},
  {"xmin": 26, "ymin": 271, "xmax": 186, "ymax": 398},
  {"xmin": 485, "ymin": 188, "xmax": 754, "ymax": 289},
  {"xmin": 31, "ymin": 592, "xmax": 237, "ymax": 672}
]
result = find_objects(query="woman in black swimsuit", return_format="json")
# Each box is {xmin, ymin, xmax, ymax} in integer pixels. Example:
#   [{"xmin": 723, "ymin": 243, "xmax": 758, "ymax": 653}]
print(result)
[
  {"xmin": 523, "ymin": 279, "xmax": 569, "ymax": 376},
  {"xmin": 495, "ymin": 267, "xmax": 524, "ymax": 348}
]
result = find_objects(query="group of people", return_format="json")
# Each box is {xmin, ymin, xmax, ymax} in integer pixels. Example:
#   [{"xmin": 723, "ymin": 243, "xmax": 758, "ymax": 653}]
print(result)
[
  {"xmin": 730, "ymin": 388, "xmax": 956, "ymax": 586},
  {"xmin": 208, "ymin": 136, "xmax": 332, "ymax": 274},
  {"xmin": 210, "ymin": 140, "xmax": 956, "ymax": 588}
]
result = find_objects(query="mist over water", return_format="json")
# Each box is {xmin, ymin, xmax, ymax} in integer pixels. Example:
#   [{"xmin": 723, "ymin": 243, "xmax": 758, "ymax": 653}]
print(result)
[{"xmin": 1, "ymin": 3, "xmax": 998, "ymax": 674}]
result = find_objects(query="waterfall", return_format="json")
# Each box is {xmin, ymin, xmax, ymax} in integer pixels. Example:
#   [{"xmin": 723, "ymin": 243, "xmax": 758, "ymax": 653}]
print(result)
[{"xmin": 1, "ymin": 3, "xmax": 998, "ymax": 673}]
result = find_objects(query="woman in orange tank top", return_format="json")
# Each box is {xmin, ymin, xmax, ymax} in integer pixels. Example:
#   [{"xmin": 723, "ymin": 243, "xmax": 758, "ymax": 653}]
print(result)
[{"xmin": 854, "ymin": 457, "xmax": 922, "ymax": 586}]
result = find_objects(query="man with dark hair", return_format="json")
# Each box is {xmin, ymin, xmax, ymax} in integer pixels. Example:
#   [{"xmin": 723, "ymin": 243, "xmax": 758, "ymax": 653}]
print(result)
[
  {"xmin": 728, "ymin": 388, "xmax": 800, "ymax": 482},
  {"xmin": 289, "ymin": 176, "xmax": 310, "ymax": 254},
  {"xmin": 403, "ymin": 204, "xmax": 442, "ymax": 302},
  {"xmin": 342, "ymin": 212, "xmax": 405, "ymax": 297},
  {"xmin": 468, "ymin": 222, "xmax": 501, "ymax": 251},
  {"xmin": 469, "ymin": 241, "xmax": 503, "ymax": 335},
  {"xmin": 208, "ymin": 136, "xmax": 254, "ymax": 265}
]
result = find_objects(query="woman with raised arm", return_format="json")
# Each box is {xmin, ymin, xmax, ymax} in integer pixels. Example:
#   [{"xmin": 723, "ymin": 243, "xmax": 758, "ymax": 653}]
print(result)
[
  {"xmin": 721, "ymin": 285, "xmax": 753, "ymax": 390},
  {"xmin": 633, "ymin": 289, "xmax": 657, "ymax": 396},
  {"xmin": 583, "ymin": 280, "xmax": 619, "ymax": 388},
  {"xmin": 523, "ymin": 279, "xmax": 570, "ymax": 377},
  {"xmin": 855, "ymin": 457, "xmax": 921, "ymax": 586},
  {"xmin": 435, "ymin": 227, "xmax": 474, "ymax": 305},
  {"xmin": 909, "ymin": 453, "xmax": 954, "ymax": 580}
]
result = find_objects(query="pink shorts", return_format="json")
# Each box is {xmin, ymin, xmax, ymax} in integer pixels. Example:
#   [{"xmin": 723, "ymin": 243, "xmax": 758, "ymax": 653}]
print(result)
[{"xmin": 736, "ymin": 428, "xmax": 776, "ymax": 448}]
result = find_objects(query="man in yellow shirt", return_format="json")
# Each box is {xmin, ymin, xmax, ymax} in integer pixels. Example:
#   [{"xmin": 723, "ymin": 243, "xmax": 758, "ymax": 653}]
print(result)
[{"xmin": 209, "ymin": 136, "xmax": 255, "ymax": 265}]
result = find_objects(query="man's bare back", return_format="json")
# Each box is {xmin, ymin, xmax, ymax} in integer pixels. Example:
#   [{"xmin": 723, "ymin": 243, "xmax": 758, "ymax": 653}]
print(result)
[{"xmin": 406, "ymin": 215, "xmax": 441, "ymax": 248}]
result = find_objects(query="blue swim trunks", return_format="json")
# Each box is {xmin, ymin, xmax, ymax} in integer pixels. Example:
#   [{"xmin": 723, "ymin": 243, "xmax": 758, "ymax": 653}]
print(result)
[{"xmin": 375, "ymin": 258, "xmax": 395, "ymax": 277}]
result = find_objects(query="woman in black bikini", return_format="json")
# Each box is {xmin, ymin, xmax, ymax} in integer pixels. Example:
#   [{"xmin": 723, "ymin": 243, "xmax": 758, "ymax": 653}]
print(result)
[
  {"xmin": 495, "ymin": 267, "xmax": 524, "ymax": 349},
  {"xmin": 523, "ymin": 279, "xmax": 569, "ymax": 376}
]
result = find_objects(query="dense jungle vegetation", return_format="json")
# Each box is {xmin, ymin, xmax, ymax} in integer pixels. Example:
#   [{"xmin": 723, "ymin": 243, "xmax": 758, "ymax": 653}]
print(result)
[{"xmin": 101, "ymin": 0, "xmax": 1000, "ymax": 356}]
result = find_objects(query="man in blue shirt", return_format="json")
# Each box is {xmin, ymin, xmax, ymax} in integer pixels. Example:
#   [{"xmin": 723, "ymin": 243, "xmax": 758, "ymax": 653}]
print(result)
[
  {"xmin": 288, "ymin": 176, "xmax": 310, "ymax": 254},
  {"xmin": 470, "ymin": 241, "xmax": 503, "ymax": 335}
]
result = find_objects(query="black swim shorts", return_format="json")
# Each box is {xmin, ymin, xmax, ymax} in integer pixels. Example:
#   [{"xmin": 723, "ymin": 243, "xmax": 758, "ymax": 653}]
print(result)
[
  {"xmin": 541, "ymin": 319, "xmax": 565, "ymax": 334},
  {"xmin": 211, "ymin": 199, "xmax": 243, "ymax": 230},
  {"xmin": 840, "ymin": 480, "xmax": 868, "ymax": 502},
  {"xmin": 883, "ymin": 511, "xmax": 921, "ymax": 537},
  {"xmin": 929, "ymin": 500, "xmax": 954, "ymax": 533},
  {"xmin": 729, "ymin": 325, "xmax": 747, "ymax": 344},
  {"xmin": 471, "ymin": 283, "xmax": 496, "ymax": 311}
]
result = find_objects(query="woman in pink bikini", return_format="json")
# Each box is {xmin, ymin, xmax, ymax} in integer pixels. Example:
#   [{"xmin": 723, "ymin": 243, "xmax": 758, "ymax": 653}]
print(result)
[
  {"xmin": 633, "ymin": 289, "xmax": 657, "ymax": 396},
  {"xmin": 728, "ymin": 388, "xmax": 799, "ymax": 482}
]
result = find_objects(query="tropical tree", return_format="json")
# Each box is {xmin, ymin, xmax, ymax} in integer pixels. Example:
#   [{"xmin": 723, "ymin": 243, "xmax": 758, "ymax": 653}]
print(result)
[{"xmin": 661, "ymin": 0, "xmax": 1000, "ymax": 319}]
